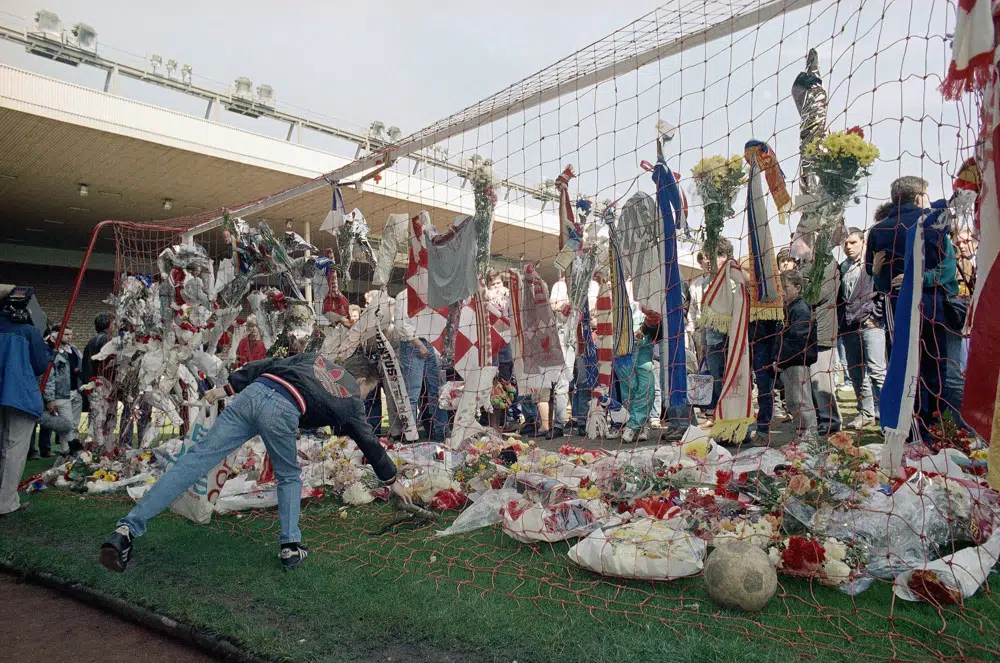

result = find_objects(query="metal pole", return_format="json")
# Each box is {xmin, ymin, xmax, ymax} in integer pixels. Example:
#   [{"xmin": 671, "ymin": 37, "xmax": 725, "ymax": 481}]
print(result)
[{"xmin": 304, "ymin": 221, "xmax": 313, "ymax": 305}]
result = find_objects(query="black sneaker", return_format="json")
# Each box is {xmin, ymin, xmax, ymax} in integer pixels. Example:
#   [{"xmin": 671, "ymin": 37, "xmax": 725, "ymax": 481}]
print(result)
[
  {"xmin": 99, "ymin": 525, "xmax": 133, "ymax": 572},
  {"xmin": 280, "ymin": 544, "xmax": 308, "ymax": 570}
]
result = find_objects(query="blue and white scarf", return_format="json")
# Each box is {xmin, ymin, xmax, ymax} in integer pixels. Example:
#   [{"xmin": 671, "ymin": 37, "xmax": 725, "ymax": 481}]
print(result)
[
  {"xmin": 652, "ymin": 158, "xmax": 689, "ymax": 409},
  {"xmin": 880, "ymin": 219, "xmax": 924, "ymax": 474}
]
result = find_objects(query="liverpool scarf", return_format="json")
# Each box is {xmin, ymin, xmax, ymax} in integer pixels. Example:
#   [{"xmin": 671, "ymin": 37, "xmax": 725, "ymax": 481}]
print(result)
[
  {"xmin": 508, "ymin": 266, "xmax": 566, "ymax": 393},
  {"xmin": 880, "ymin": 220, "xmax": 924, "ymax": 475},
  {"xmin": 607, "ymin": 223, "xmax": 635, "ymax": 373},
  {"xmin": 941, "ymin": 0, "xmax": 997, "ymax": 100},
  {"xmin": 555, "ymin": 164, "xmax": 581, "ymax": 273},
  {"xmin": 593, "ymin": 273, "xmax": 614, "ymax": 389},
  {"xmin": 710, "ymin": 260, "xmax": 754, "ymax": 442},
  {"xmin": 744, "ymin": 140, "xmax": 786, "ymax": 322},
  {"xmin": 652, "ymin": 158, "xmax": 689, "ymax": 409}
]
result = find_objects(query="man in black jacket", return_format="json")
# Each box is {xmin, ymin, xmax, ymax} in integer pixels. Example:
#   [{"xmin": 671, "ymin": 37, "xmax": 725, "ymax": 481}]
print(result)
[
  {"xmin": 774, "ymin": 271, "xmax": 818, "ymax": 442},
  {"xmin": 100, "ymin": 351, "xmax": 410, "ymax": 572}
]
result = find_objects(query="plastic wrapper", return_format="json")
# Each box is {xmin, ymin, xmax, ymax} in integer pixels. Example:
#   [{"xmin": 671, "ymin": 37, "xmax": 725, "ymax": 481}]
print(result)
[
  {"xmin": 568, "ymin": 518, "xmax": 705, "ymax": 580},
  {"xmin": 502, "ymin": 497, "xmax": 610, "ymax": 543},
  {"xmin": 438, "ymin": 381, "xmax": 464, "ymax": 411},
  {"xmin": 810, "ymin": 474, "xmax": 976, "ymax": 580},
  {"xmin": 893, "ymin": 529, "xmax": 1000, "ymax": 604},
  {"xmin": 435, "ymin": 487, "xmax": 521, "ymax": 537}
]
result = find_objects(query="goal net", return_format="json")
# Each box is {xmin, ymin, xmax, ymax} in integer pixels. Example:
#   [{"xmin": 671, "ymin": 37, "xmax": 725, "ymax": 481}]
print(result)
[{"xmin": 69, "ymin": 0, "xmax": 998, "ymax": 659}]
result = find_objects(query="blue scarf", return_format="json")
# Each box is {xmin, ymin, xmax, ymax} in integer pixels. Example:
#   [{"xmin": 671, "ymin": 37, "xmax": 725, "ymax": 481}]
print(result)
[
  {"xmin": 652, "ymin": 158, "xmax": 689, "ymax": 409},
  {"xmin": 580, "ymin": 300, "xmax": 599, "ymax": 389},
  {"xmin": 880, "ymin": 219, "xmax": 923, "ymax": 470}
]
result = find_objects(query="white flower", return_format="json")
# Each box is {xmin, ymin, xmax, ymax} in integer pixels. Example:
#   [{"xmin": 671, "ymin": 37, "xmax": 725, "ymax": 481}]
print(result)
[
  {"xmin": 824, "ymin": 539, "xmax": 848, "ymax": 562},
  {"xmin": 342, "ymin": 482, "xmax": 374, "ymax": 506},
  {"xmin": 768, "ymin": 546, "xmax": 781, "ymax": 568},
  {"xmin": 820, "ymin": 559, "xmax": 852, "ymax": 586}
]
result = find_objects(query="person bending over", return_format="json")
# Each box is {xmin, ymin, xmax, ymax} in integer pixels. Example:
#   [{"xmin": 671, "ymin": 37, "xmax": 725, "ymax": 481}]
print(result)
[{"xmin": 99, "ymin": 351, "xmax": 410, "ymax": 572}]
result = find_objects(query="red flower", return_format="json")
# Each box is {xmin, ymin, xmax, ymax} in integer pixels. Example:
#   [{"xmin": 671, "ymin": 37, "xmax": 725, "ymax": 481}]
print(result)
[
  {"xmin": 490, "ymin": 476, "xmax": 506, "ymax": 490},
  {"xmin": 846, "ymin": 126, "xmax": 865, "ymax": 139},
  {"xmin": 558, "ymin": 444, "xmax": 587, "ymax": 456},
  {"xmin": 634, "ymin": 497, "xmax": 675, "ymax": 520},
  {"xmin": 579, "ymin": 476, "xmax": 590, "ymax": 488},
  {"xmin": 429, "ymin": 489, "xmax": 467, "ymax": 511},
  {"xmin": 781, "ymin": 537, "xmax": 826, "ymax": 575},
  {"xmin": 505, "ymin": 500, "xmax": 527, "ymax": 521},
  {"xmin": 907, "ymin": 570, "xmax": 962, "ymax": 606},
  {"xmin": 714, "ymin": 470, "xmax": 739, "ymax": 500}
]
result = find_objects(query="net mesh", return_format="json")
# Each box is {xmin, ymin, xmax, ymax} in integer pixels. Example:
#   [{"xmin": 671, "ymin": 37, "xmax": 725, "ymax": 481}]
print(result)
[{"xmin": 48, "ymin": 0, "xmax": 1000, "ymax": 660}]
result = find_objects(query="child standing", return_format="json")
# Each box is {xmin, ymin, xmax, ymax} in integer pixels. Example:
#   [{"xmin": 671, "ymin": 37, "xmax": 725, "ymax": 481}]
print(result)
[{"xmin": 775, "ymin": 271, "xmax": 818, "ymax": 442}]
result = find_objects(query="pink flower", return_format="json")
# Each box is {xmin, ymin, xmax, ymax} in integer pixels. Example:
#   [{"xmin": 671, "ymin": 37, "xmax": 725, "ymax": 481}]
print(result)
[
  {"xmin": 787, "ymin": 474, "xmax": 811, "ymax": 496},
  {"xmin": 829, "ymin": 432, "xmax": 855, "ymax": 452}
]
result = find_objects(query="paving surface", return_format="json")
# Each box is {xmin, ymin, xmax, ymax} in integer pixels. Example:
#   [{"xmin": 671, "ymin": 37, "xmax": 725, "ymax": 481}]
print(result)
[{"xmin": 0, "ymin": 574, "xmax": 216, "ymax": 663}]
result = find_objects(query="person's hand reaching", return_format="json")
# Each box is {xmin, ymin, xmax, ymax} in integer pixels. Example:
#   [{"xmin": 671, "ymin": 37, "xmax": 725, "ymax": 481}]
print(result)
[
  {"xmin": 872, "ymin": 251, "xmax": 887, "ymax": 276},
  {"xmin": 389, "ymin": 480, "xmax": 412, "ymax": 505},
  {"xmin": 204, "ymin": 387, "xmax": 228, "ymax": 404}
]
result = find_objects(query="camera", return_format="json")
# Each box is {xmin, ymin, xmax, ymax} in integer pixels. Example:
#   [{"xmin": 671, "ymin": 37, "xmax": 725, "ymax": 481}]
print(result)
[{"xmin": 0, "ymin": 285, "xmax": 48, "ymax": 332}]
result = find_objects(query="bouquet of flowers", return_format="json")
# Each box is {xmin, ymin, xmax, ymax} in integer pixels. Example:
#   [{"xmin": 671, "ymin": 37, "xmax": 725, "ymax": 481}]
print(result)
[
  {"xmin": 801, "ymin": 127, "xmax": 879, "ymax": 302},
  {"xmin": 453, "ymin": 450, "xmax": 505, "ymax": 492},
  {"xmin": 468, "ymin": 155, "xmax": 498, "ymax": 278},
  {"xmin": 768, "ymin": 535, "xmax": 868, "ymax": 587},
  {"xmin": 690, "ymin": 154, "xmax": 746, "ymax": 272},
  {"xmin": 568, "ymin": 517, "xmax": 706, "ymax": 580}
]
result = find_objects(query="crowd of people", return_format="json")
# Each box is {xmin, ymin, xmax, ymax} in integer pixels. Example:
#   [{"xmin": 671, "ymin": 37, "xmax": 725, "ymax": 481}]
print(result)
[{"xmin": 0, "ymin": 175, "xmax": 980, "ymax": 520}]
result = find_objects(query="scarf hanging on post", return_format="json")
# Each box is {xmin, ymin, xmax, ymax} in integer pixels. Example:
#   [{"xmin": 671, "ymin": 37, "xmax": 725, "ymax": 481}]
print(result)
[
  {"xmin": 744, "ymin": 140, "xmax": 787, "ymax": 322},
  {"xmin": 880, "ymin": 220, "xmax": 924, "ymax": 475},
  {"xmin": 652, "ymin": 158, "xmax": 689, "ymax": 409},
  {"xmin": 940, "ymin": 0, "xmax": 997, "ymax": 100},
  {"xmin": 608, "ymin": 226, "xmax": 635, "ymax": 374},
  {"xmin": 405, "ymin": 212, "xmax": 448, "ymax": 350},
  {"xmin": 554, "ymin": 165, "xmax": 581, "ymax": 273},
  {"xmin": 706, "ymin": 260, "xmax": 754, "ymax": 442},
  {"xmin": 507, "ymin": 266, "xmax": 566, "ymax": 395},
  {"xmin": 593, "ymin": 273, "xmax": 614, "ymax": 389}
]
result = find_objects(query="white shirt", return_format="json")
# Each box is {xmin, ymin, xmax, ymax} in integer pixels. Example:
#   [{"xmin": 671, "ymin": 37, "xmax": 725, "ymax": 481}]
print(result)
[{"xmin": 392, "ymin": 290, "xmax": 419, "ymax": 344}]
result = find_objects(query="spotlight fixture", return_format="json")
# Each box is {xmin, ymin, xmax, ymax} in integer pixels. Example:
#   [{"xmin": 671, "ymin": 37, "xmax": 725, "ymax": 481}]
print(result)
[
  {"xmin": 387, "ymin": 126, "xmax": 402, "ymax": 142},
  {"xmin": 70, "ymin": 23, "xmax": 97, "ymax": 54},
  {"xmin": 369, "ymin": 121, "xmax": 385, "ymax": 140},
  {"xmin": 78, "ymin": 184, "xmax": 88, "ymax": 197},
  {"xmin": 33, "ymin": 10, "xmax": 62, "ymax": 39},
  {"xmin": 166, "ymin": 59, "xmax": 178, "ymax": 78},
  {"xmin": 163, "ymin": 199, "xmax": 173, "ymax": 211},
  {"xmin": 256, "ymin": 84, "xmax": 275, "ymax": 107},
  {"xmin": 180, "ymin": 64, "xmax": 193, "ymax": 84},
  {"xmin": 233, "ymin": 77, "xmax": 253, "ymax": 101},
  {"xmin": 149, "ymin": 54, "xmax": 162, "ymax": 74}
]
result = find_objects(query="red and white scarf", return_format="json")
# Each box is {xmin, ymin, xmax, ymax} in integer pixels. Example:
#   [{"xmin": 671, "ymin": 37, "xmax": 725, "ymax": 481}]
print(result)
[
  {"xmin": 941, "ymin": 0, "xmax": 999, "ymax": 99},
  {"xmin": 705, "ymin": 260, "xmax": 754, "ymax": 442}
]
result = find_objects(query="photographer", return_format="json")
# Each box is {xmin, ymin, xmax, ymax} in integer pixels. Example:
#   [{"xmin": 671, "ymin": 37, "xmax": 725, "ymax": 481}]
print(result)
[{"xmin": 0, "ymin": 285, "xmax": 51, "ymax": 516}]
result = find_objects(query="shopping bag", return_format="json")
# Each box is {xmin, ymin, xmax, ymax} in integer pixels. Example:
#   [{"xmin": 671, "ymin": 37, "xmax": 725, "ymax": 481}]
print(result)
[
  {"xmin": 168, "ymin": 403, "xmax": 233, "ymax": 524},
  {"xmin": 687, "ymin": 361, "xmax": 713, "ymax": 406}
]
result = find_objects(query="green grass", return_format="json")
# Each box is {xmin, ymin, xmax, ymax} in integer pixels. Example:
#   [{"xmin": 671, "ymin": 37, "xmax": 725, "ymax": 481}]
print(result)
[{"xmin": 3, "ymin": 454, "xmax": 999, "ymax": 663}]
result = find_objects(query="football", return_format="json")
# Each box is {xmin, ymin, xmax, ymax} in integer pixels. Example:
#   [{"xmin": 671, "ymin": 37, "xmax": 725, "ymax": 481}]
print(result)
[{"xmin": 703, "ymin": 540, "xmax": 777, "ymax": 612}]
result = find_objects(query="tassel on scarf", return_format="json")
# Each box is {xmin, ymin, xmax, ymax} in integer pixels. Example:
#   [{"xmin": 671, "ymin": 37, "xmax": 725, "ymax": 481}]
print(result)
[
  {"xmin": 710, "ymin": 416, "xmax": 755, "ymax": 445},
  {"xmin": 939, "ymin": 0, "xmax": 996, "ymax": 100}
]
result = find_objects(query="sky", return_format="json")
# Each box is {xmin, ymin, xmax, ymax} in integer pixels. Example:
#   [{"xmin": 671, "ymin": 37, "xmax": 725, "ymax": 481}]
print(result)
[{"xmin": 0, "ymin": 0, "xmax": 976, "ymax": 256}]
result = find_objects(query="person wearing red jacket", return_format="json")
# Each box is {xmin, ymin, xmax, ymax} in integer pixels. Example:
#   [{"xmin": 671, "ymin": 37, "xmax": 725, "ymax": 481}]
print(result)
[{"xmin": 236, "ymin": 322, "xmax": 267, "ymax": 367}]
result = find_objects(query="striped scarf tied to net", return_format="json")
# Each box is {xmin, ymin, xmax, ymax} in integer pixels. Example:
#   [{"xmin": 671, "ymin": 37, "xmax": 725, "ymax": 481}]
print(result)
[{"xmin": 744, "ymin": 139, "xmax": 787, "ymax": 322}]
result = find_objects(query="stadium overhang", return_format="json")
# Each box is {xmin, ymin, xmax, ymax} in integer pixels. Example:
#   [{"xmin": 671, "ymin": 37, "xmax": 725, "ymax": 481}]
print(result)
[{"xmin": 0, "ymin": 64, "xmax": 565, "ymax": 278}]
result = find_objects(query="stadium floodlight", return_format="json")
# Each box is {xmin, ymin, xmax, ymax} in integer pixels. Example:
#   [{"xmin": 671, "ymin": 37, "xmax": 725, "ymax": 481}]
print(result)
[
  {"xmin": 166, "ymin": 59, "xmax": 178, "ymax": 78},
  {"xmin": 180, "ymin": 64, "xmax": 193, "ymax": 84},
  {"xmin": 33, "ymin": 10, "xmax": 62, "ymax": 39},
  {"xmin": 233, "ymin": 77, "xmax": 253, "ymax": 101},
  {"xmin": 78, "ymin": 184, "xmax": 88, "ymax": 197},
  {"xmin": 369, "ymin": 121, "xmax": 385, "ymax": 140},
  {"xmin": 70, "ymin": 23, "xmax": 97, "ymax": 54},
  {"xmin": 387, "ymin": 126, "xmax": 402, "ymax": 142},
  {"xmin": 163, "ymin": 199, "xmax": 173, "ymax": 211},
  {"xmin": 149, "ymin": 54, "xmax": 162, "ymax": 74},
  {"xmin": 256, "ymin": 84, "xmax": 275, "ymax": 107}
]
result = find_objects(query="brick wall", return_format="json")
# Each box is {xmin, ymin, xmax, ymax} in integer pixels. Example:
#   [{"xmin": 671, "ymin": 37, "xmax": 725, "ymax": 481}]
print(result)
[{"xmin": 0, "ymin": 263, "xmax": 114, "ymax": 340}]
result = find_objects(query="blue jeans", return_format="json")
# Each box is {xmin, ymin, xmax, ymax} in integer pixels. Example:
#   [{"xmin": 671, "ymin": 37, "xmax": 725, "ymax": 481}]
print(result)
[
  {"xmin": 571, "ymin": 355, "xmax": 594, "ymax": 427},
  {"xmin": 841, "ymin": 326, "xmax": 886, "ymax": 419},
  {"xmin": 398, "ymin": 340, "xmax": 448, "ymax": 439},
  {"xmin": 704, "ymin": 329, "xmax": 728, "ymax": 410},
  {"xmin": 943, "ymin": 326, "xmax": 965, "ymax": 412},
  {"xmin": 120, "ymin": 382, "xmax": 303, "ymax": 544},
  {"xmin": 751, "ymin": 338, "xmax": 775, "ymax": 434}
]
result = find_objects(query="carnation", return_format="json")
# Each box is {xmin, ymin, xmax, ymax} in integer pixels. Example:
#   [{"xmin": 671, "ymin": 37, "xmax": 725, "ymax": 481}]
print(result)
[
  {"xmin": 820, "ymin": 558, "xmax": 852, "ymax": 586},
  {"xmin": 342, "ymin": 482, "xmax": 375, "ymax": 506}
]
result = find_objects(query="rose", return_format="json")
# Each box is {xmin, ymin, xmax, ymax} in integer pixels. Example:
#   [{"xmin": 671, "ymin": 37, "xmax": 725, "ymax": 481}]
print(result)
[{"xmin": 820, "ymin": 559, "xmax": 852, "ymax": 585}]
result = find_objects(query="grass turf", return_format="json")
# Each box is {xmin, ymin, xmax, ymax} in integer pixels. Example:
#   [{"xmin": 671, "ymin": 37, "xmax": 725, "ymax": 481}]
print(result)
[{"xmin": 3, "ymin": 453, "xmax": 999, "ymax": 663}]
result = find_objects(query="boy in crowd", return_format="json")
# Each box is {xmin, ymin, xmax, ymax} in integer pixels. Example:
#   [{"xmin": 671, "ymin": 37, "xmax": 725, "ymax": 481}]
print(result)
[
  {"xmin": 775, "ymin": 271, "xmax": 818, "ymax": 442},
  {"xmin": 100, "ymin": 351, "xmax": 410, "ymax": 573}
]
